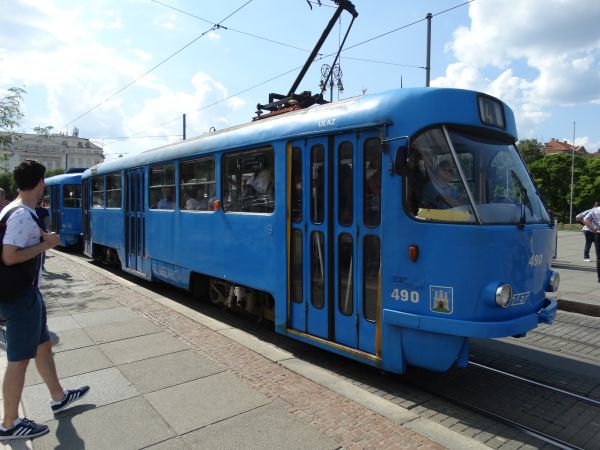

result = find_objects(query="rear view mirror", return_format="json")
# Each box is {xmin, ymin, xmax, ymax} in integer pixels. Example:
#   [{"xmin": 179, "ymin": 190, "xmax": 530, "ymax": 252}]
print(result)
[{"xmin": 394, "ymin": 145, "xmax": 410, "ymax": 176}]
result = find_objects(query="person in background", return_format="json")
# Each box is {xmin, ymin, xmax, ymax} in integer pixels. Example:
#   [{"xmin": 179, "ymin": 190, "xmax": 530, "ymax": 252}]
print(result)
[
  {"xmin": 185, "ymin": 186, "xmax": 208, "ymax": 210},
  {"xmin": 35, "ymin": 199, "xmax": 51, "ymax": 270},
  {"xmin": 576, "ymin": 202, "xmax": 599, "ymax": 262},
  {"xmin": 157, "ymin": 187, "xmax": 175, "ymax": 209},
  {"xmin": 0, "ymin": 188, "xmax": 9, "ymax": 212},
  {"xmin": 0, "ymin": 160, "xmax": 90, "ymax": 441},
  {"xmin": 583, "ymin": 204, "xmax": 600, "ymax": 283}
]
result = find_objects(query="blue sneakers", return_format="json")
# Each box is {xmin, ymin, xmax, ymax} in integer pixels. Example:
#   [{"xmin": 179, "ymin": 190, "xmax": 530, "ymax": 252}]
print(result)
[
  {"xmin": 0, "ymin": 418, "xmax": 49, "ymax": 440},
  {"xmin": 51, "ymin": 386, "xmax": 91, "ymax": 414}
]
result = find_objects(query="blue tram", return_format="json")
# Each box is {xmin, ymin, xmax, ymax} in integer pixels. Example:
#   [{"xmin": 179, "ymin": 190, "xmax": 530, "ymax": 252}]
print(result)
[
  {"xmin": 45, "ymin": 169, "xmax": 85, "ymax": 248},
  {"xmin": 82, "ymin": 88, "xmax": 558, "ymax": 374}
]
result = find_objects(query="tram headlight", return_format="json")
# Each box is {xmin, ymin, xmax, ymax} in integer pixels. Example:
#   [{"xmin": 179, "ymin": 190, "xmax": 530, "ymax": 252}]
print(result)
[
  {"xmin": 546, "ymin": 271, "xmax": 560, "ymax": 292},
  {"xmin": 495, "ymin": 284, "xmax": 512, "ymax": 308}
]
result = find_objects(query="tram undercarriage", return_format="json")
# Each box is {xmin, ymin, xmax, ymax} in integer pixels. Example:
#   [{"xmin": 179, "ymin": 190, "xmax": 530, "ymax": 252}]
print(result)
[{"xmin": 192, "ymin": 275, "xmax": 275, "ymax": 323}]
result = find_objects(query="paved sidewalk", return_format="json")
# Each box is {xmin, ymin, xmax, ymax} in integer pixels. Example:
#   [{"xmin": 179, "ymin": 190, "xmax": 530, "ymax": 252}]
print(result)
[
  {"xmin": 1, "ymin": 252, "xmax": 473, "ymax": 450},
  {"xmin": 553, "ymin": 230, "xmax": 600, "ymax": 316}
]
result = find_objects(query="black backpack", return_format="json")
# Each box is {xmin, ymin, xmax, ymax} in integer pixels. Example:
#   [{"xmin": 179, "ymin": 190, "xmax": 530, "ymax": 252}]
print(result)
[{"xmin": 0, "ymin": 206, "xmax": 45, "ymax": 302}]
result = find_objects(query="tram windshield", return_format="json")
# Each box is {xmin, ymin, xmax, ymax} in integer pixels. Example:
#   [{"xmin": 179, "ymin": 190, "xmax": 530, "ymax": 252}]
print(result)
[{"xmin": 406, "ymin": 127, "xmax": 551, "ymax": 225}]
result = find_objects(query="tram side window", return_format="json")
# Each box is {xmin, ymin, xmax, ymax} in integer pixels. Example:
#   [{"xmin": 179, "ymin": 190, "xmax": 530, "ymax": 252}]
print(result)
[
  {"xmin": 290, "ymin": 229, "xmax": 303, "ymax": 303},
  {"xmin": 310, "ymin": 145, "xmax": 325, "ymax": 224},
  {"xmin": 363, "ymin": 236, "xmax": 380, "ymax": 322},
  {"xmin": 92, "ymin": 176, "xmax": 104, "ymax": 208},
  {"xmin": 222, "ymin": 147, "xmax": 275, "ymax": 213},
  {"xmin": 149, "ymin": 163, "xmax": 176, "ymax": 210},
  {"xmin": 364, "ymin": 139, "xmax": 381, "ymax": 227},
  {"xmin": 338, "ymin": 233, "xmax": 353, "ymax": 316},
  {"xmin": 180, "ymin": 157, "xmax": 215, "ymax": 211},
  {"xmin": 291, "ymin": 148, "xmax": 302, "ymax": 223},
  {"xmin": 338, "ymin": 142, "xmax": 353, "ymax": 226},
  {"xmin": 106, "ymin": 172, "xmax": 122, "ymax": 208},
  {"xmin": 63, "ymin": 184, "xmax": 81, "ymax": 208}
]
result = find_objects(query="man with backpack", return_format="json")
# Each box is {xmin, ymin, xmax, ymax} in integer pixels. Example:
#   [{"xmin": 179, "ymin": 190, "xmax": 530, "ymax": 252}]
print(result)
[{"xmin": 0, "ymin": 160, "xmax": 89, "ymax": 441}]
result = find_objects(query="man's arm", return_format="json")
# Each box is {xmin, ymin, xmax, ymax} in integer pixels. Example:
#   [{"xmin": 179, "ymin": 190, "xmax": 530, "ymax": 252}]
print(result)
[
  {"xmin": 583, "ymin": 213, "xmax": 599, "ymax": 233},
  {"xmin": 2, "ymin": 230, "xmax": 60, "ymax": 266}
]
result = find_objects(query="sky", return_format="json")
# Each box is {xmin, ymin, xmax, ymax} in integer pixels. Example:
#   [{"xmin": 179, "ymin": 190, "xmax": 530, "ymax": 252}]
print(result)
[{"xmin": 1, "ymin": 0, "xmax": 599, "ymax": 160}]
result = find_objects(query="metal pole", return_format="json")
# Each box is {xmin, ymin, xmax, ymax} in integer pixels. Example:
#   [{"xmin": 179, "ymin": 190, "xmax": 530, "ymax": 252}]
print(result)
[
  {"xmin": 569, "ymin": 121, "xmax": 576, "ymax": 224},
  {"xmin": 183, "ymin": 114, "xmax": 186, "ymax": 140},
  {"xmin": 425, "ymin": 13, "xmax": 432, "ymax": 87},
  {"xmin": 330, "ymin": 76, "xmax": 334, "ymax": 102}
]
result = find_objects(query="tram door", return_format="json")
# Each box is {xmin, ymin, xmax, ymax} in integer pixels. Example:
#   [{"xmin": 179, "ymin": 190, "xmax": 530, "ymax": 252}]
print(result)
[
  {"xmin": 288, "ymin": 132, "xmax": 381, "ymax": 355},
  {"xmin": 289, "ymin": 137, "xmax": 330, "ymax": 339},
  {"xmin": 125, "ymin": 168, "xmax": 145, "ymax": 271},
  {"xmin": 82, "ymin": 178, "xmax": 91, "ymax": 251},
  {"xmin": 49, "ymin": 185, "xmax": 61, "ymax": 233}
]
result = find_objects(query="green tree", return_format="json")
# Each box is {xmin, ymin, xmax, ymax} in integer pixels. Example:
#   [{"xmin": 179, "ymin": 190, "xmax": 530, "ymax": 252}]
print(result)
[
  {"xmin": 0, "ymin": 172, "xmax": 17, "ymax": 200},
  {"xmin": 574, "ymin": 157, "xmax": 600, "ymax": 211},
  {"xmin": 517, "ymin": 138, "xmax": 545, "ymax": 165},
  {"xmin": 33, "ymin": 125, "xmax": 54, "ymax": 137},
  {"xmin": 1, "ymin": 87, "xmax": 26, "ymax": 143},
  {"xmin": 45, "ymin": 168, "xmax": 65, "ymax": 178},
  {"xmin": 530, "ymin": 153, "xmax": 588, "ymax": 222},
  {"xmin": 1, "ymin": 86, "xmax": 26, "ymax": 171}
]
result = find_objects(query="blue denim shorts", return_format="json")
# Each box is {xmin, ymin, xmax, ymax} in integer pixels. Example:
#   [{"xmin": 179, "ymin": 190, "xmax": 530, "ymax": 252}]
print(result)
[{"xmin": 0, "ymin": 288, "xmax": 50, "ymax": 362}]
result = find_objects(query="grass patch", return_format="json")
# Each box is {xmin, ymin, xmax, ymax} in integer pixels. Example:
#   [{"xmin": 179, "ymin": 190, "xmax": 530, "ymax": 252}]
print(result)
[{"xmin": 557, "ymin": 223, "xmax": 583, "ymax": 231}]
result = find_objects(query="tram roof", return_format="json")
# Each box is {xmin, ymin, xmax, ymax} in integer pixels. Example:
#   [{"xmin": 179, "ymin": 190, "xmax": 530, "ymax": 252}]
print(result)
[
  {"xmin": 84, "ymin": 87, "xmax": 517, "ymax": 177},
  {"xmin": 45, "ymin": 171, "xmax": 83, "ymax": 185}
]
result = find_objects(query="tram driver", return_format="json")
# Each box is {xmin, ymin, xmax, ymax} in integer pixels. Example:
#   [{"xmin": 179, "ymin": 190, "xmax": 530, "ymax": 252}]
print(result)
[{"xmin": 421, "ymin": 160, "xmax": 465, "ymax": 209}]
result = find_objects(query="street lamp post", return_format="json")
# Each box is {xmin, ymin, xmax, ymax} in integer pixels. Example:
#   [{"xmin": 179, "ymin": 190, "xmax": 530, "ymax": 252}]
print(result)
[
  {"xmin": 320, "ymin": 63, "xmax": 344, "ymax": 102},
  {"xmin": 569, "ymin": 121, "xmax": 576, "ymax": 224}
]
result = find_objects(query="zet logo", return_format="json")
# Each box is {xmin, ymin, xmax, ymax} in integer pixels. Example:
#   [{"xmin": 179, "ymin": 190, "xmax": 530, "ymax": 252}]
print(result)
[
  {"xmin": 430, "ymin": 285, "xmax": 453, "ymax": 314},
  {"xmin": 511, "ymin": 292, "xmax": 530, "ymax": 306}
]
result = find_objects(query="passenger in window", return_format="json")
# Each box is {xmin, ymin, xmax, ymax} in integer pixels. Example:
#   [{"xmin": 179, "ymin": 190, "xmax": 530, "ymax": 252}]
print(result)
[
  {"xmin": 186, "ymin": 186, "xmax": 208, "ymax": 211},
  {"xmin": 157, "ymin": 187, "xmax": 175, "ymax": 209},
  {"xmin": 422, "ymin": 160, "xmax": 465, "ymax": 209},
  {"xmin": 252, "ymin": 169, "xmax": 273, "ymax": 196},
  {"xmin": 241, "ymin": 169, "xmax": 274, "ymax": 211}
]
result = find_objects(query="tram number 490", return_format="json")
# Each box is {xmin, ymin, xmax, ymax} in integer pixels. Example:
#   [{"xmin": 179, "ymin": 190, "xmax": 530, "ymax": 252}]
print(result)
[
  {"xmin": 528, "ymin": 254, "xmax": 543, "ymax": 267},
  {"xmin": 390, "ymin": 289, "xmax": 420, "ymax": 303}
]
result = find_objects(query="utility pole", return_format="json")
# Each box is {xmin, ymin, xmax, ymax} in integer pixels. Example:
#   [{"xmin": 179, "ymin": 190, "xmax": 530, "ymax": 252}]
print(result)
[
  {"xmin": 425, "ymin": 12, "xmax": 432, "ymax": 87},
  {"xmin": 183, "ymin": 114, "xmax": 187, "ymax": 140},
  {"xmin": 569, "ymin": 121, "xmax": 576, "ymax": 224}
]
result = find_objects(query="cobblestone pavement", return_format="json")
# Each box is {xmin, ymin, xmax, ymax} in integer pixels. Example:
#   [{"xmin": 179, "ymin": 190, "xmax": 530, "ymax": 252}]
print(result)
[{"xmin": 41, "ymin": 252, "xmax": 444, "ymax": 450}]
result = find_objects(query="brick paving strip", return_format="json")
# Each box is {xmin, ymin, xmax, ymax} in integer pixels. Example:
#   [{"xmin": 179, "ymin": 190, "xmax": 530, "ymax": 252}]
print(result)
[{"xmin": 47, "ymin": 251, "xmax": 460, "ymax": 450}]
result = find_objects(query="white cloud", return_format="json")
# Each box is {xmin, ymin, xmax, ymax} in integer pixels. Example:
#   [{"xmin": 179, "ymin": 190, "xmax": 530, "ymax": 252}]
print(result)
[
  {"xmin": 432, "ymin": 0, "xmax": 600, "ymax": 133},
  {"xmin": 109, "ymin": 72, "xmax": 241, "ymax": 155},
  {"xmin": 207, "ymin": 31, "xmax": 221, "ymax": 40},
  {"xmin": 132, "ymin": 49, "xmax": 152, "ymax": 62},
  {"xmin": 0, "ymin": 1, "xmax": 244, "ymax": 156},
  {"xmin": 160, "ymin": 13, "xmax": 177, "ymax": 30}
]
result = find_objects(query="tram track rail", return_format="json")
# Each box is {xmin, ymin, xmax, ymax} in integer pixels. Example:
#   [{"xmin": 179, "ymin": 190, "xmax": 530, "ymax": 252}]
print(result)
[
  {"xmin": 469, "ymin": 361, "xmax": 600, "ymax": 408},
  {"xmin": 401, "ymin": 357, "xmax": 600, "ymax": 450},
  {"xmin": 413, "ymin": 382, "xmax": 584, "ymax": 450}
]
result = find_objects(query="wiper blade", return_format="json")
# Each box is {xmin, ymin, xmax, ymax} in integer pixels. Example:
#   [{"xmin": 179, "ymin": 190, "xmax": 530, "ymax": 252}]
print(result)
[{"xmin": 511, "ymin": 170, "xmax": 532, "ymax": 229}]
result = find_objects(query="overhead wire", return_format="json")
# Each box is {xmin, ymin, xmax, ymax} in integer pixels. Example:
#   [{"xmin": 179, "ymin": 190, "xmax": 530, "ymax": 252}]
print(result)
[
  {"xmin": 150, "ymin": 0, "xmax": 312, "ymax": 53},
  {"xmin": 61, "ymin": 0, "xmax": 255, "ymax": 129}
]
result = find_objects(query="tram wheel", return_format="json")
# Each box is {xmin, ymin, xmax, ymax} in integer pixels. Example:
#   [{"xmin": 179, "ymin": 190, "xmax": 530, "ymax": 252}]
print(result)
[{"xmin": 208, "ymin": 279, "xmax": 230, "ymax": 306}]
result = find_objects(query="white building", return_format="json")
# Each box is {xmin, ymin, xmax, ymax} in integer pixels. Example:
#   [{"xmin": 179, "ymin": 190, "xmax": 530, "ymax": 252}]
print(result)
[{"xmin": 0, "ymin": 129, "xmax": 104, "ymax": 173}]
